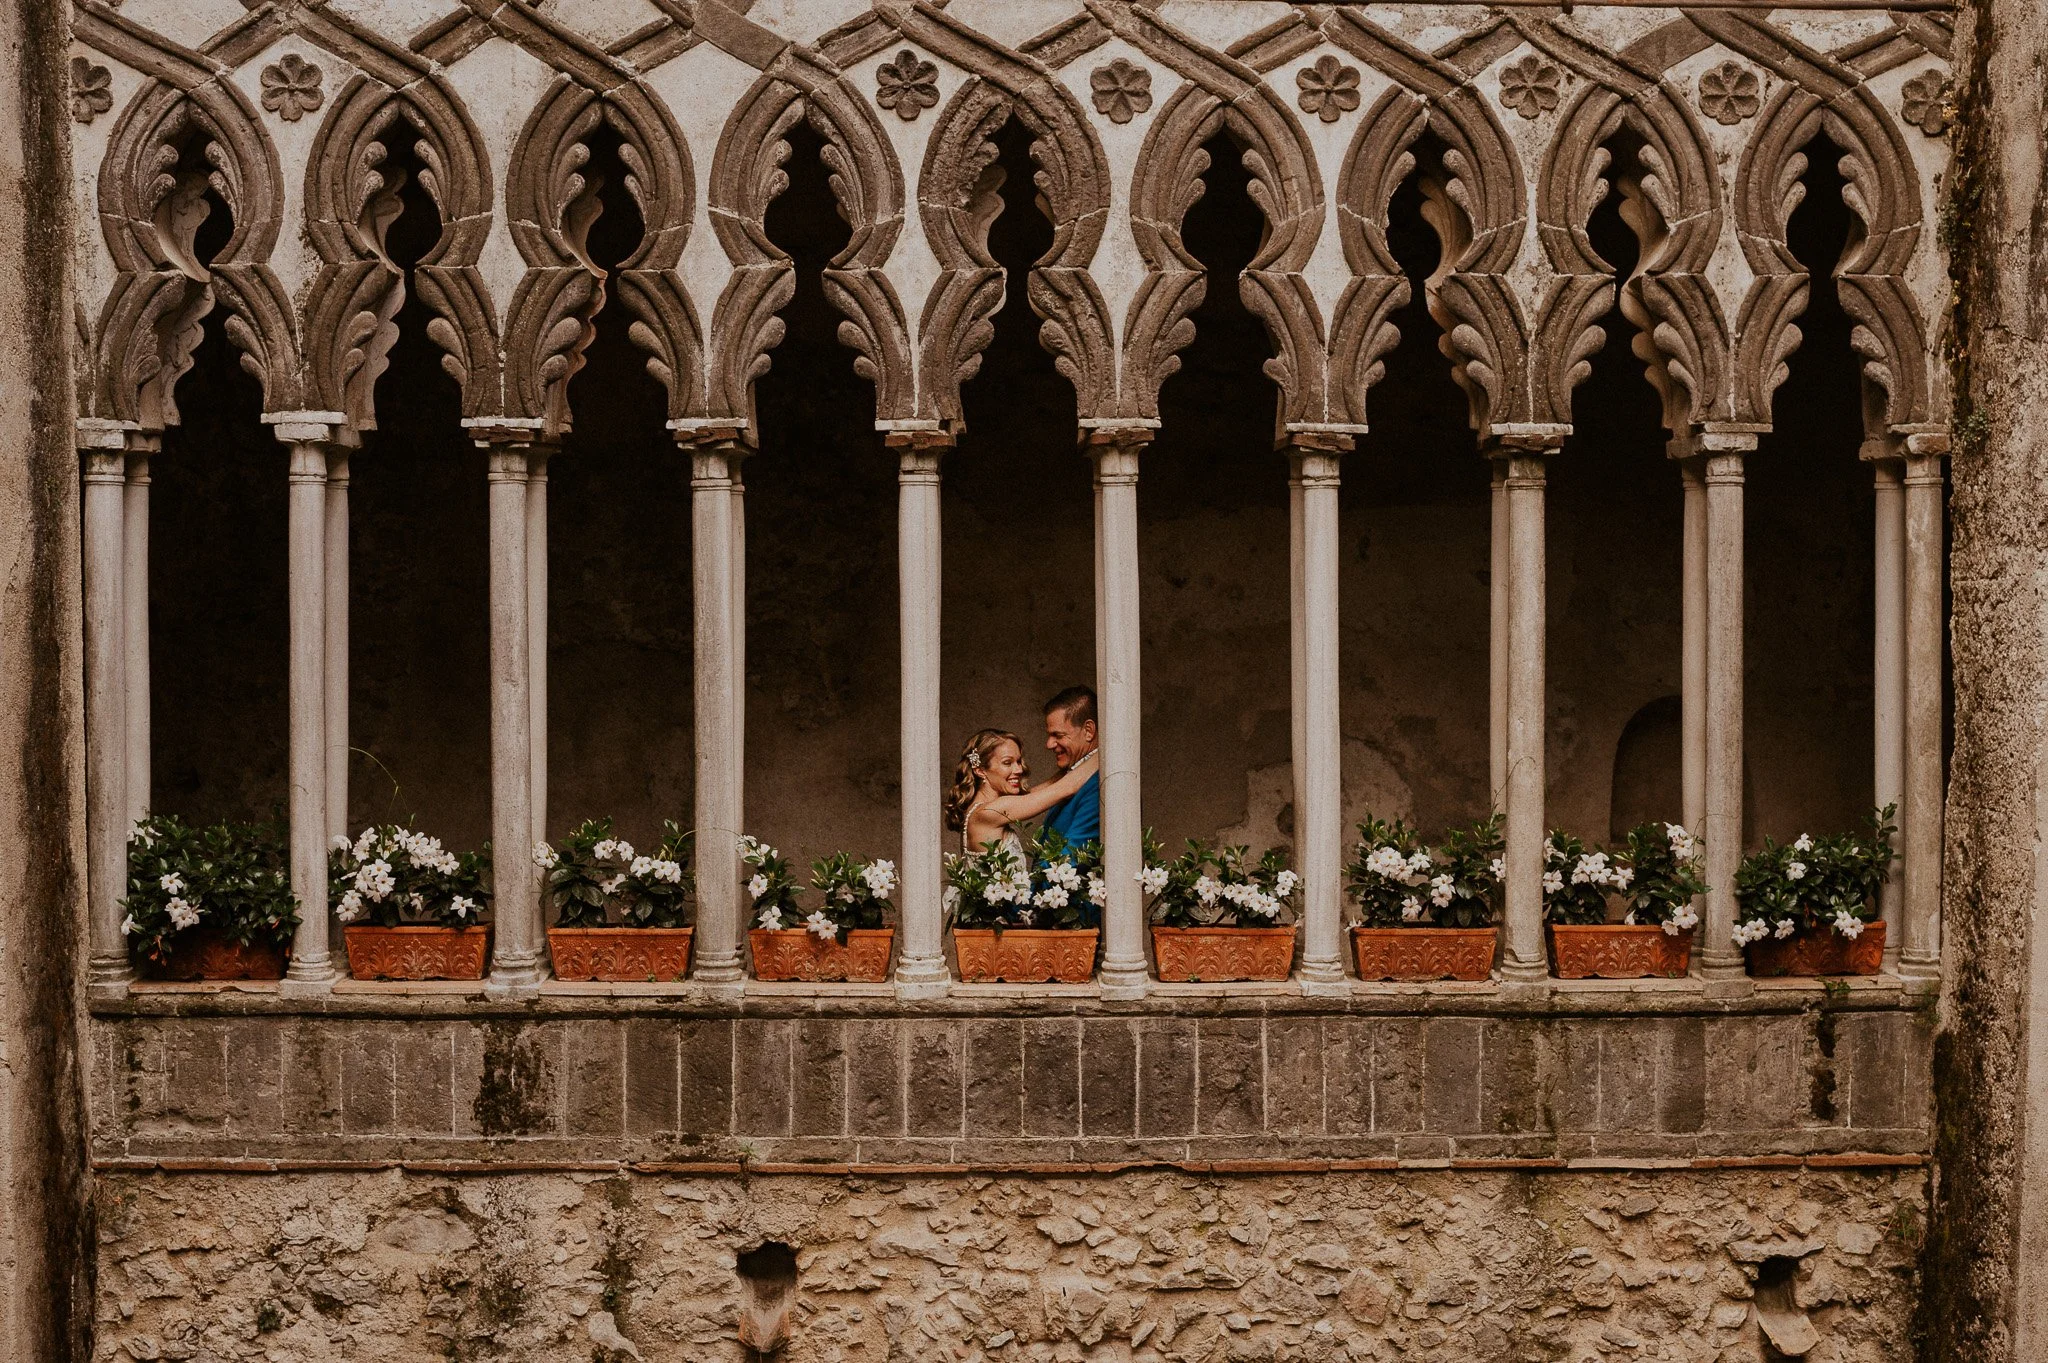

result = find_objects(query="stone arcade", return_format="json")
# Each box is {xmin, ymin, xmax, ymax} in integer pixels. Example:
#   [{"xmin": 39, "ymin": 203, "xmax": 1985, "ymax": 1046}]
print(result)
[{"xmin": 8, "ymin": 0, "xmax": 2048, "ymax": 1359}]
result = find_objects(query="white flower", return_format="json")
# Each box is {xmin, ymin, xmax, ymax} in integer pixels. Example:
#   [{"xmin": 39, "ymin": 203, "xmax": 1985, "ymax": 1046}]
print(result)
[
  {"xmin": 158, "ymin": 872, "xmax": 185, "ymax": 894},
  {"xmin": 1787, "ymin": 861, "xmax": 1807, "ymax": 882},
  {"xmin": 330, "ymin": 834, "xmax": 351, "ymax": 853},
  {"xmin": 1793, "ymin": 834, "xmax": 1813, "ymax": 853},
  {"xmin": 1036, "ymin": 885, "xmax": 1071, "ymax": 910},
  {"xmin": 987, "ymin": 880, "xmax": 1014, "ymax": 905},
  {"xmin": 355, "ymin": 859, "xmax": 395, "ymax": 902},
  {"xmin": 740, "ymin": 836, "xmax": 775, "ymax": 861},
  {"xmin": 600, "ymin": 875, "xmax": 627, "ymax": 895},
  {"xmin": 1400, "ymin": 895, "xmax": 1424, "ymax": 922},
  {"xmin": 450, "ymin": 895, "xmax": 477, "ymax": 920},
  {"xmin": 748, "ymin": 874, "xmax": 769, "ymax": 900},
  {"xmin": 1273, "ymin": 870, "xmax": 1299, "ymax": 900},
  {"xmin": 1404, "ymin": 852, "xmax": 1433, "ymax": 885},
  {"xmin": 1195, "ymin": 876, "xmax": 1222, "ymax": 905},
  {"xmin": 1138, "ymin": 866, "xmax": 1168, "ymax": 895},
  {"xmin": 1542, "ymin": 869, "xmax": 1565, "ymax": 895},
  {"xmin": 1087, "ymin": 874, "xmax": 1108, "ymax": 906},
  {"xmin": 1015, "ymin": 908, "xmax": 1036, "ymax": 927},
  {"xmin": 593, "ymin": 839, "xmax": 619, "ymax": 861},
  {"xmin": 165, "ymin": 896, "xmax": 200, "ymax": 931},
  {"xmin": 120, "ymin": 914, "xmax": 138, "ymax": 936},
  {"xmin": 1612, "ymin": 865, "xmax": 1634, "ymax": 889},
  {"xmin": 1732, "ymin": 920, "xmax": 1767, "ymax": 947},
  {"xmin": 1429, "ymin": 873, "xmax": 1456, "ymax": 908},
  {"xmin": 804, "ymin": 911, "xmax": 837, "ymax": 941},
  {"xmin": 943, "ymin": 886, "xmax": 961, "ymax": 913},
  {"xmin": 352, "ymin": 828, "xmax": 379, "ymax": 861},
  {"xmin": 1833, "ymin": 912, "xmax": 1865, "ymax": 939},
  {"xmin": 1571, "ymin": 852, "xmax": 1610, "ymax": 886},
  {"xmin": 757, "ymin": 905, "xmax": 785, "ymax": 930},
  {"xmin": 337, "ymin": 890, "xmax": 365, "ymax": 923},
  {"xmin": 862, "ymin": 860, "xmax": 899, "ymax": 898},
  {"xmin": 532, "ymin": 841, "xmax": 558, "ymax": 869},
  {"xmin": 651, "ymin": 860, "xmax": 684, "ymax": 884},
  {"xmin": 1545, "ymin": 840, "xmax": 1566, "ymax": 864},
  {"xmin": 1489, "ymin": 857, "xmax": 1506, "ymax": 881},
  {"xmin": 1774, "ymin": 918, "xmax": 1797, "ymax": 940},
  {"xmin": 1044, "ymin": 861, "xmax": 1081, "ymax": 892}
]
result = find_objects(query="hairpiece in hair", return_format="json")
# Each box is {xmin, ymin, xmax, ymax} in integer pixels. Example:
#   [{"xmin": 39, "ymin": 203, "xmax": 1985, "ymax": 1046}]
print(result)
[{"xmin": 968, "ymin": 750, "xmax": 983, "ymax": 771}]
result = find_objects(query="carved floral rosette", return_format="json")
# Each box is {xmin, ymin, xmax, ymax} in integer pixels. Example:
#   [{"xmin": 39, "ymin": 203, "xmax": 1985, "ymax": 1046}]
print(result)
[
  {"xmin": 1350, "ymin": 927, "xmax": 1498, "ymax": 982},
  {"xmin": 1548, "ymin": 924, "xmax": 1693, "ymax": 979},
  {"xmin": 748, "ymin": 928, "xmax": 894, "ymax": 983},
  {"xmin": 547, "ymin": 927, "xmax": 694, "ymax": 983},
  {"xmin": 150, "ymin": 927, "xmax": 287, "ymax": 982},
  {"xmin": 954, "ymin": 929, "xmax": 1098, "ymax": 984},
  {"xmin": 1744, "ymin": 920, "xmax": 1885, "ymax": 977},
  {"xmin": 343, "ymin": 925, "xmax": 490, "ymax": 981},
  {"xmin": 1151, "ymin": 927, "xmax": 1296, "ymax": 983}
]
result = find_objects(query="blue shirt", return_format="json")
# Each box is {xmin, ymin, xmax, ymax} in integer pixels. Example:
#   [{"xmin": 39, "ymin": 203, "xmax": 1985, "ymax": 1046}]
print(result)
[{"xmin": 1042, "ymin": 771, "xmax": 1101, "ymax": 847}]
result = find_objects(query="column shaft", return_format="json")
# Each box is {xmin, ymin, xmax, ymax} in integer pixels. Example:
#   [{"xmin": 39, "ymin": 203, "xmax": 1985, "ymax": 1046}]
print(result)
[
  {"xmin": 1295, "ymin": 445, "xmax": 1346, "ymax": 989},
  {"xmin": 1680, "ymin": 458, "xmax": 1707, "ymax": 835},
  {"xmin": 83, "ymin": 450, "xmax": 130, "ymax": 988},
  {"xmin": 1701, "ymin": 449, "xmax": 1748, "ymax": 980},
  {"xmin": 1488, "ymin": 460, "xmax": 1509, "ymax": 809},
  {"xmin": 1872, "ymin": 459, "xmax": 1907, "ymax": 963},
  {"xmin": 123, "ymin": 454, "xmax": 150, "ymax": 827},
  {"xmin": 690, "ymin": 445, "xmax": 744, "ymax": 985},
  {"xmin": 324, "ymin": 454, "xmax": 349, "ymax": 845},
  {"xmin": 895, "ymin": 442, "xmax": 949, "ymax": 995},
  {"xmin": 730, "ymin": 458, "xmax": 747, "ymax": 843},
  {"xmin": 1501, "ymin": 453, "xmax": 1549, "ymax": 984},
  {"xmin": 485, "ymin": 448, "xmax": 541, "ymax": 995},
  {"xmin": 1094, "ymin": 435, "xmax": 1148, "ymax": 999},
  {"xmin": 285, "ymin": 443, "xmax": 333, "ymax": 986},
  {"xmin": 526, "ymin": 453, "xmax": 549, "ymax": 847},
  {"xmin": 1900, "ymin": 450, "xmax": 1945, "ymax": 979},
  {"xmin": 1288, "ymin": 463, "xmax": 1307, "ymax": 857}
]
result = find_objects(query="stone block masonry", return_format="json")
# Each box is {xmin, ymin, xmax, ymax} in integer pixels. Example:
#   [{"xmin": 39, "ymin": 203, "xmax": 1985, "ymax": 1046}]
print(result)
[
  {"xmin": 93, "ymin": 1166, "xmax": 1923, "ymax": 1362},
  {"xmin": 90, "ymin": 991, "xmax": 1933, "ymax": 1168}
]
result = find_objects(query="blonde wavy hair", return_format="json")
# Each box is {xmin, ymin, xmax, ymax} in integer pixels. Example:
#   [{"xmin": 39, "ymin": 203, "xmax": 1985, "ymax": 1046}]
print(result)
[{"xmin": 945, "ymin": 729, "xmax": 1023, "ymax": 833}]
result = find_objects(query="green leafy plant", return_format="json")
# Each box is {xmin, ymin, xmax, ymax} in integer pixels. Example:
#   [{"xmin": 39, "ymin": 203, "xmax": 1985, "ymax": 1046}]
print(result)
[
  {"xmin": 741, "ymin": 836, "xmax": 805, "ymax": 928},
  {"xmin": 1140, "ymin": 837, "xmax": 1298, "ymax": 928},
  {"xmin": 1347, "ymin": 813, "xmax": 1498, "ymax": 928},
  {"xmin": 1542, "ymin": 830, "xmax": 1619, "ymax": 926},
  {"xmin": 121, "ymin": 813, "xmax": 299, "ymax": 967},
  {"xmin": 946, "ymin": 840, "xmax": 1035, "ymax": 931},
  {"xmin": 1616, "ymin": 821, "xmax": 1706, "ymax": 933},
  {"xmin": 1029, "ymin": 827, "xmax": 1105, "ymax": 930},
  {"xmin": 536, "ymin": 818, "xmax": 692, "ymax": 928},
  {"xmin": 1433, "ymin": 815, "xmax": 1503, "ymax": 929},
  {"xmin": 806, "ymin": 851, "xmax": 895, "ymax": 944},
  {"xmin": 329, "ymin": 823, "xmax": 490, "ymax": 928},
  {"xmin": 1733, "ymin": 805, "xmax": 1896, "ymax": 947}
]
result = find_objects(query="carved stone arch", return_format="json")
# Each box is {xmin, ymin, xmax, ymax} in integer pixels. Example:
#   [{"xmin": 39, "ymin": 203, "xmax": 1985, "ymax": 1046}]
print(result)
[
  {"xmin": 1536, "ymin": 78, "xmax": 1730, "ymax": 430},
  {"xmin": 303, "ymin": 70, "xmax": 498, "ymax": 425},
  {"xmin": 705, "ymin": 63, "xmax": 907, "ymax": 428},
  {"xmin": 1700, "ymin": 12, "xmax": 1930, "ymax": 431},
  {"xmin": 504, "ymin": 74, "xmax": 698, "ymax": 435}
]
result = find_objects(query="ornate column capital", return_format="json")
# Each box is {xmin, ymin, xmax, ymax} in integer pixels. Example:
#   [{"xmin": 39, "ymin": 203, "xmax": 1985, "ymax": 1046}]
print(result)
[{"xmin": 886, "ymin": 427, "xmax": 952, "ymax": 482}]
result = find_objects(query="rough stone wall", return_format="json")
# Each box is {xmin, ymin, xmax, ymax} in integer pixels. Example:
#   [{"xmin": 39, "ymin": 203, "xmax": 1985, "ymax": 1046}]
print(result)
[
  {"xmin": 0, "ymin": 0, "xmax": 95, "ymax": 1358},
  {"xmin": 1921, "ymin": 0, "xmax": 2048, "ymax": 1359},
  {"xmin": 93, "ymin": 1166, "xmax": 1924, "ymax": 1363}
]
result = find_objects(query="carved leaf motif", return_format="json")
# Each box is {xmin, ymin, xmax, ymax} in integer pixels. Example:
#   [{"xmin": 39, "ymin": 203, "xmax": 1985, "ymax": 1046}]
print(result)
[
  {"xmin": 260, "ymin": 53, "xmax": 325, "ymax": 124},
  {"xmin": 1090, "ymin": 58, "xmax": 1153, "ymax": 126},
  {"xmin": 71, "ymin": 57, "xmax": 113, "ymax": 125},
  {"xmin": 1697, "ymin": 62, "xmax": 1762, "ymax": 127},
  {"xmin": 1899, "ymin": 71, "xmax": 1953, "ymax": 137},
  {"xmin": 1296, "ymin": 55, "xmax": 1362, "ymax": 125},
  {"xmin": 876, "ymin": 49, "xmax": 939, "ymax": 123},
  {"xmin": 1498, "ymin": 55, "xmax": 1563, "ymax": 121}
]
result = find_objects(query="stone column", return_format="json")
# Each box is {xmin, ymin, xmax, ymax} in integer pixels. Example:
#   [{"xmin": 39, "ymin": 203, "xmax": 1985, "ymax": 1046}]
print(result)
[
  {"xmin": 1497, "ymin": 430, "xmax": 1563, "ymax": 992},
  {"xmin": 79, "ymin": 424, "xmax": 132, "ymax": 994},
  {"xmin": 1677, "ymin": 452, "xmax": 1707, "ymax": 836},
  {"xmin": 1489, "ymin": 457, "xmax": 1509, "ymax": 809},
  {"xmin": 1090, "ymin": 428, "xmax": 1151, "ymax": 999},
  {"xmin": 893, "ymin": 430, "xmax": 950, "ymax": 997},
  {"xmin": 731, "ymin": 451, "xmax": 747, "ymax": 843},
  {"xmin": 1287, "ymin": 433, "xmax": 1350, "ymax": 992},
  {"xmin": 688, "ymin": 435, "xmax": 745, "ymax": 991},
  {"xmin": 324, "ymin": 450, "xmax": 350, "ymax": 847},
  {"xmin": 1288, "ymin": 459, "xmax": 1307, "ymax": 883},
  {"xmin": 1899, "ymin": 435, "xmax": 1946, "ymax": 984},
  {"xmin": 1869, "ymin": 450, "xmax": 1907, "ymax": 966},
  {"xmin": 269, "ymin": 413, "xmax": 343, "ymax": 994},
  {"xmin": 1699, "ymin": 431, "xmax": 1757, "ymax": 991},
  {"xmin": 483, "ymin": 442, "xmax": 542, "ymax": 997},
  {"xmin": 526, "ymin": 449, "xmax": 549, "ymax": 848},
  {"xmin": 123, "ymin": 449, "xmax": 150, "ymax": 828}
]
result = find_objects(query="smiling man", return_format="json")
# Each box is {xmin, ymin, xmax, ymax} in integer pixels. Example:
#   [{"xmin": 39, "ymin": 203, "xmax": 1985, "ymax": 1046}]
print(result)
[{"xmin": 1039, "ymin": 685, "xmax": 1100, "ymax": 847}]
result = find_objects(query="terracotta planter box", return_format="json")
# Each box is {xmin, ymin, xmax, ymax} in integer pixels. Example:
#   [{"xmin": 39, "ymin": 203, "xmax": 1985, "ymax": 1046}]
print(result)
[
  {"xmin": 1745, "ymin": 919, "xmax": 1885, "ymax": 977},
  {"xmin": 1351, "ymin": 926, "xmax": 1497, "ymax": 982},
  {"xmin": 344, "ymin": 925, "xmax": 490, "ymax": 981},
  {"xmin": 548, "ymin": 926, "xmax": 693, "ymax": 982},
  {"xmin": 1151, "ymin": 926, "xmax": 1295, "ymax": 982},
  {"xmin": 1549, "ymin": 924, "xmax": 1693, "ymax": 979},
  {"xmin": 749, "ymin": 927, "xmax": 894, "ymax": 982},
  {"xmin": 955, "ymin": 928, "xmax": 1097, "ymax": 983},
  {"xmin": 147, "ymin": 927, "xmax": 287, "ymax": 981}
]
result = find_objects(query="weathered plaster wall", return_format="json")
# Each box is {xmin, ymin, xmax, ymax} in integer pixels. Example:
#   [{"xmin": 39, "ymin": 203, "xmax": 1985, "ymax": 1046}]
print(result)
[
  {"xmin": 143, "ymin": 124, "xmax": 1883, "ymax": 873},
  {"xmin": 94, "ymin": 1166, "xmax": 1923, "ymax": 1363},
  {"xmin": 0, "ymin": 0, "xmax": 95, "ymax": 1358}
]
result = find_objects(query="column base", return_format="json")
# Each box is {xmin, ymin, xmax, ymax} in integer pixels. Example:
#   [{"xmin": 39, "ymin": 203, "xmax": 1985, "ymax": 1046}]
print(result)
[
  {"xmin": 1896, "ymin": 954, "xmax": 1941, "ymax": 994},
  {"xmin": 1699, "ymin": 961, "xmax": 1754, "ymax": 1000},
  {"xmin": 894, "ymin": 954, "xmax": 951, "ymax": 1000},
  {"xmin": 696, "ymin": 977, "xmax": 746, "ymax": 1004},
  {"xmin": 1497, "ymin": 958, "xmax": 1550, "ymax": 1001},
  {"xmin": 1297, "ymin": 960, "xmax": 1350, "ymax": 997},
  {"xmin": 1099, "ymin": 959, "xmax": 1150, "ymax": 1000},
  {"xmin": 278, "ymin": 965, "xmax": 336, "ymax": 999},
  {"xmin": 87, "ymin": 959, "xmax": 133, "ymax": 1003},
  {"xmin": 483, "ymin": 962, "xmax": 546, "ymax": 999}
]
